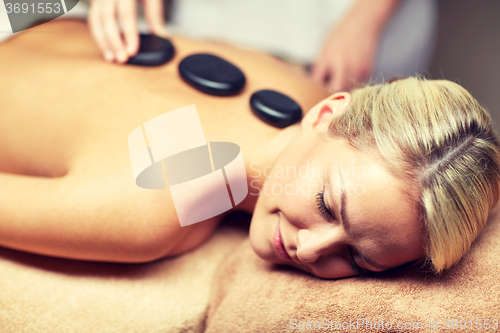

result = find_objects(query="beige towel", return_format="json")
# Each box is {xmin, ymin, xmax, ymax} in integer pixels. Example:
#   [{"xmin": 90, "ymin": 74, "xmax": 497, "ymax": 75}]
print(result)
[
  {"xmin": 206, "ymin": 205, "xmax": 500, "ymax": 333},
  {"xmin": 0, "ymin": 221, "xmax": 247, "ymax": 333}
]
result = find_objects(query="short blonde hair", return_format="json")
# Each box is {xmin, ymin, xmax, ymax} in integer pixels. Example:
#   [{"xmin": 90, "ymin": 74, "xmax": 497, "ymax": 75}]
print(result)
[{"xmin": 329, "ymin": 77, "xmax": 500, "ymax": 273}]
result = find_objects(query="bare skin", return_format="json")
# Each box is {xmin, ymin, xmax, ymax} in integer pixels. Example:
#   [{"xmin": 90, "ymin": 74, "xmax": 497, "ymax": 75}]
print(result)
[{"xmin": 0, "ymin": 19, "xmax": 328, "ymax": 263}]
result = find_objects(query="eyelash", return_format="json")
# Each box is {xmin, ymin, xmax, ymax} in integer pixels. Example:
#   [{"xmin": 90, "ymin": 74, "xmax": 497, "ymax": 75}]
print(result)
[
  {"xmin": 315, "ymin": 191, "xmax": 335, "ymax": 222},
  {"xmin": 348, "ymin": 247, "xmax": 368, "ymax": 275},
  {"xmin": 315, "ymin": 191, "xmax": 367, "ymax": 275}
]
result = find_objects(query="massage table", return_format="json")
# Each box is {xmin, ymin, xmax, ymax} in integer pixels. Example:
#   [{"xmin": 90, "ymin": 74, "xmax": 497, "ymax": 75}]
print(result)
[
  {"xmin": 1, "ymin": 200, "xmax": 499, "ymax": 332},
  {"xmin": 1, "ymin": 4, "xmax": 497, "ymax": 332}
]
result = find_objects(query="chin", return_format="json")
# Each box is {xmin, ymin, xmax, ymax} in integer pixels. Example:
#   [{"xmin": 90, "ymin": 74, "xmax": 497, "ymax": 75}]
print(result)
[
  {"xmin": 248, "ymin": 208, "xmax": 272, "ymax": 260},
  {"xmin": 249, "ymin": 227, "xmax": 274, "ymax": 262}
]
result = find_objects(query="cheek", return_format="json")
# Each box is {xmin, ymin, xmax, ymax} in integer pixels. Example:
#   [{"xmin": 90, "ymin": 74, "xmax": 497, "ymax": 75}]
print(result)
[
  {"xmin": 249, "ymin": 194, "xmax": 276, "ymax": 261},
  {"xmin": 265, "ymin": 141, "xmax": 321, "ymax": 202},
  {"xmin": 271, "ymin": 172, "xmax": 320, "ymax": 222},
  {"xmin": 309, "ymin": 257, "xmax": 357, "ymax": 279}
]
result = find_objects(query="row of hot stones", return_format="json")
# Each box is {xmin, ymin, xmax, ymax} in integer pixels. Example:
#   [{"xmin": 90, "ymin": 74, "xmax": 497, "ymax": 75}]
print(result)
[{"xmin": 127, "ymin": 34, "xmax": 303, "ymax": 128}]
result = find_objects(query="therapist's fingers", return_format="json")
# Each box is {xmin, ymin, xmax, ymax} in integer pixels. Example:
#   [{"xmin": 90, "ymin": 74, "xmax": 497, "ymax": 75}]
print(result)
[
  {"xmin": 311, "ymin": 62, "xmax": 326, "ymax": 84},
  {"xmin": 329, "ymin": 67, "xmax": 349, "ymax": 94},
  {"xmin": 118, "ymin": 0, "xmax": 139, "ymax": 57},
  {"xmin": 311, "ymin": 61, "xmax": 332, "ymax": 88},
  {"xmin": 88, "ymin": 0, "xmax": 114, "ymax": 62},
  {"xmin": 101, "ymin": 0, "xmax": 128, "ymax": 63},
  {"xmin": 143, "ymin": 0, "xmax": 168, "ymax": 36}
]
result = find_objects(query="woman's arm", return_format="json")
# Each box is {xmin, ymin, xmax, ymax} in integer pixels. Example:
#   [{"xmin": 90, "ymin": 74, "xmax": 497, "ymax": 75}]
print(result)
[
  {"xmin": 0, "ymin": 18, "xmax": 326, "ymax": 263},
  {"xmin": 0, "ymin": 171, "xmax": 210, "ymax": 262},
  {"xmin": 312, "ymin": 0, "xmax": 402, "ymax": 92}
]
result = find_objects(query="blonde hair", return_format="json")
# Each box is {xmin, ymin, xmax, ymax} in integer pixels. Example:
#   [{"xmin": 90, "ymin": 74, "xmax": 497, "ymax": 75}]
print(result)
[{"xmin": 328, "ymin": 77, "xmax": 500, "ymax": 273}]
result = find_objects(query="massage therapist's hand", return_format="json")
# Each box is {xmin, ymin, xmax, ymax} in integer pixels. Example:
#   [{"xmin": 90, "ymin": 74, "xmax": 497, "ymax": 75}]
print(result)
[
  {"xmin": 311, "ymin": 0, "xmax": 401, "ymax": 93},
  {"xmin": 88, "ymin": 0, "xmax": 167, "ymax": 64}
]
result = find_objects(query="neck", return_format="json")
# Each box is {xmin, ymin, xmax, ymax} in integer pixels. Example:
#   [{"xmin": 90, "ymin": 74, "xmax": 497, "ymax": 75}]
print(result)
[
  {"xmin": 264, "ymin": 123, "xmax": 302, "ymax": 166},
  {"xmin": 238, "ymin": 124, "xmax": 302, "ymax": 213}
]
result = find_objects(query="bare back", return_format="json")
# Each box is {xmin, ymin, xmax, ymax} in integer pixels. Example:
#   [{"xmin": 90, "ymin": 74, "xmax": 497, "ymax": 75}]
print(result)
[{"xmin": 0, "ymin": 19, "xmax": 328, "ymax": 261}]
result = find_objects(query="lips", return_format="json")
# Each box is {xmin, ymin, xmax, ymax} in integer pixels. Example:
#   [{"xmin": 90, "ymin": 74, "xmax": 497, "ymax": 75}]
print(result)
[{"xmin": 273, "ymin": 213, "xmax": 292, "ymax": 261}]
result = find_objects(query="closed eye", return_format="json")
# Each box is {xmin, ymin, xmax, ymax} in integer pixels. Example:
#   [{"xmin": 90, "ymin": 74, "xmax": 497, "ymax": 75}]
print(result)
[
  {"xmin": 316, "ymin": 191, "xmax": 335, "ymax": 222},
  {"xmin": 348, "ymin": 247, "xmax": 369, "ymax": 275},
  {"xmin": 316, "ymin": 190, "xmax": 370, "ymax": 275}
]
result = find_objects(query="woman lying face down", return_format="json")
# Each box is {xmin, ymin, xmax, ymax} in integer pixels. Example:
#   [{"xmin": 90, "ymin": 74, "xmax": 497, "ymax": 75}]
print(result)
[
  {"xmin": 0, "ymin": 21, "xmax": 498, "ymax": 280},
  {"xmin": 251, "ymin": 77, "xmax": 500, "ymax": 278},
  {"xmin": 250, "ymin": 92, "xmax": 425, "ymax": 279}
]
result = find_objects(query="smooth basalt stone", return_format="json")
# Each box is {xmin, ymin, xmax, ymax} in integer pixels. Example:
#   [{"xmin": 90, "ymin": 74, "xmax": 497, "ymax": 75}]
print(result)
[
  {"xmin": 250, "ymin": 89, "xmax": 302, "ymax": 128},
  {"xmin": 127, "ymin": 34, "xmax": 175, "ymax": 67},
  {"xmin": 178, "ymin": 53, "xmax": 246, "ymax": 96}
]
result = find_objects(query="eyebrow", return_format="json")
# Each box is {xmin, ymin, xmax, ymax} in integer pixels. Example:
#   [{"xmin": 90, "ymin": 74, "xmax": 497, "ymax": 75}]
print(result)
[{"xmin": 335, "ymin": 174, "xmax": 390, "ymax": 272}]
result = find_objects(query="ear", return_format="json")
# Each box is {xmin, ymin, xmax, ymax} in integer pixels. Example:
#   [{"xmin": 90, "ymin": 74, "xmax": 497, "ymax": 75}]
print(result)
[{"xmin": 301, "ymin": 92, "xmax": 351, "ymax": 133}]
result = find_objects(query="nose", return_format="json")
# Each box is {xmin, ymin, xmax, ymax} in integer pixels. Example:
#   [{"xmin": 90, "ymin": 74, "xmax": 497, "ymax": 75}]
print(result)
[{"xmin": 296, "ymin": 226, "xmax": 345, "ymax": 263}]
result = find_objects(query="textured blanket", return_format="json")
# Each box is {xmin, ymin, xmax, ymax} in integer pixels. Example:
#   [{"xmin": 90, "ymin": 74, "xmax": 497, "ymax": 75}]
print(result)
[
  {"xmin": 1, "ymin": 203, "xmax": 498, "ymax": 333},
  {"xmin": 0, "ymin": 219, "xmax": 248, "ymax": 332},
  {"xmin": 206, "ymin": 203, "xmax": 500, "ymax": 333}
]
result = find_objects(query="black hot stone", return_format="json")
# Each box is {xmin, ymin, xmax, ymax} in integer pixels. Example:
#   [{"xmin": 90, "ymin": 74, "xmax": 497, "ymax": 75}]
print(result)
[
  {"xmin": 250, "ymin": 90, "xmax": 302, "ymax": 128},
  {"xmin": 178, "ymin": 53, "xmax": 246, "ymax": 96},
  {"xmin": 127, "ymin": 34, "xmax": 175, "ymax": 67}
]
